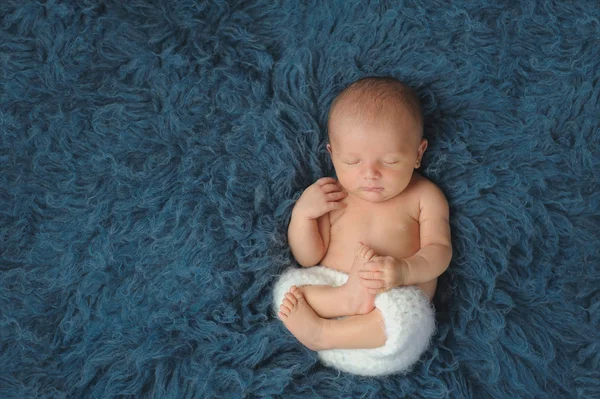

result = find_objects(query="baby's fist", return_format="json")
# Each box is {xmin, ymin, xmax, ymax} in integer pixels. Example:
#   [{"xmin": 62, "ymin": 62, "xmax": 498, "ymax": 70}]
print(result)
[
  {"xmin": 294, "ymin": 177, "xmax": 347, "ymax": 220},
  {"xmin": 359, "ymin": 256, "xmax": 408, "ymax": 294}
]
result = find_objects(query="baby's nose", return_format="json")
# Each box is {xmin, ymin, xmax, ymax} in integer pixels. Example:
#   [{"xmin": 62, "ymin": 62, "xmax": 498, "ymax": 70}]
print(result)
[{"xmin": 364, "ymin": 164, "xmax": 381, "ymax": 178}]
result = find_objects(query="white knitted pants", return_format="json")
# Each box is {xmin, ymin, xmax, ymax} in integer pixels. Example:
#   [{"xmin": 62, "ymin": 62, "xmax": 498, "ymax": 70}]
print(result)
[{"xmin": 273, "ymin": 266, "xmax": 436, "ymax": 376}]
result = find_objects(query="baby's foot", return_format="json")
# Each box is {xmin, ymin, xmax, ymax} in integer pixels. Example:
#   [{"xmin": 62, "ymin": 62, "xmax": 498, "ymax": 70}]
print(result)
[
  {"xmin": 278, "ymin": 286, "xmax": 329, "ymax": 351},
  {"xmin": 342, "ymin": 242, "xmax": 377, "ymax": 315}
]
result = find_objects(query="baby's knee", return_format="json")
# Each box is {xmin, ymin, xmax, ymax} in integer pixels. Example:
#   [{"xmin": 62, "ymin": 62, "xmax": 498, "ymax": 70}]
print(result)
[
  {"xmin": 371, "ymin": 308, "xmax": 388, "ymax": 340},
  {"xmin": 291, "ymin": 284, "xmax": 311, "ymax": 294}
]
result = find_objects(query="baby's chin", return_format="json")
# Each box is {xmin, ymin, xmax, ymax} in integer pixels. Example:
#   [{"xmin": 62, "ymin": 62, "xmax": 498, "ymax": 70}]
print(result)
[{"xmin": 351, "ymin": 189, "xmax": 399, "ymax": 203}]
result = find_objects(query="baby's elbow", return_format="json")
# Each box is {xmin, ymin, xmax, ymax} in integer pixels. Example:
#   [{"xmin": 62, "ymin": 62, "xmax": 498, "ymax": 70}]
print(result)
[
  {"xmin": 297, "ymin": 251, "xmax": 325, "ymax": 268},
  {"xmin": 296, "ymin": 248, "xmax": 327, "ymax": 268},
  {"xmin": 297, "ymin": 259, "xmax": 318, "ymax": 268},
  {"xmin": 443, "ymin": 244, "xmax": 453, "ymax": 270}
]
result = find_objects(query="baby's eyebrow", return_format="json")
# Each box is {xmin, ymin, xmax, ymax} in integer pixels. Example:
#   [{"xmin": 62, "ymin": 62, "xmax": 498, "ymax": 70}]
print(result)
[
  {"xmin": 377, "ymin": 152, "xmax": 405, "ymax": 157},
  {"xmin": 341, "ymin": 149, "xmax": 406, "ymax": 157},
  {"xmin": 343, "ymin": 152, "xmax": 403, "ymax": 156}
]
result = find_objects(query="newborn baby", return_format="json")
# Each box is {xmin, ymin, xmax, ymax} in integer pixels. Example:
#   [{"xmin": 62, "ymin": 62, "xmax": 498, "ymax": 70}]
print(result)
[{"xmin": 277, "ymin": 77, "xmax": 452, "ymax": 357}]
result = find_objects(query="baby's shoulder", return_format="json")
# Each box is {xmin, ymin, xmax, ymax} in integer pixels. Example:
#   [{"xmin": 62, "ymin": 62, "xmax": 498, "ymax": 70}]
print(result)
[
  {"xmin": 409, "ymin": 172, "xmax": 438, "ymax": 191},
  {"xmin": 409, "ymin": 173, "xmax": 448, "ymax": 207}
]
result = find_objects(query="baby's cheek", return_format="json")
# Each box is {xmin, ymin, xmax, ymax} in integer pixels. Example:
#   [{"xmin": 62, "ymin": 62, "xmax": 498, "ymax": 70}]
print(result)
[{"xmin": 335, "ymin": 172, "xmax": 354, "ymax": 189}]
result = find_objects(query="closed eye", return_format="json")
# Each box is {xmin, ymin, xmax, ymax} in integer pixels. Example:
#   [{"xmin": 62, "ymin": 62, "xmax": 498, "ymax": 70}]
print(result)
[
  {"xmin": 384, "ymin": 161, "xmax": 399, "ymax": 165},
  {"xmin": 344, "ymin": 160, "xmax": 360, "ymax": 165}
]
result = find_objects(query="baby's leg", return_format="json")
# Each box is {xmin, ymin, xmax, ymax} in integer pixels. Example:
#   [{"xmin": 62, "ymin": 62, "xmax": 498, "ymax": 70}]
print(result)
[
  {"xmin": 279, "ymin": 286, "xmax": 387, "ymax": 351},
  {"xmin": 296, "ymin": 285, "xmax": 350, "ymax": 319},
  {"xmin": 286, "ymin": 242, "xmax": 377, "ymax": 318},
  {"xmin": 325, "ymin": 308, "xmax": 387, "ymax": 349}
]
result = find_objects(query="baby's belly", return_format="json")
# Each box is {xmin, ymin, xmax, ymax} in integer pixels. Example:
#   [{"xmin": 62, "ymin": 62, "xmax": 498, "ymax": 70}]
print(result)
[
  {"xmin": 321, "ymin": 232, "xmax": 420, "ymax": 274},
  {"xmin": 320, "ymin": 244, "xmax": 363, "ymax": 274},
  {"xmin": 320, "ymin": 237, "xmax": 437, "ymax": 301}
]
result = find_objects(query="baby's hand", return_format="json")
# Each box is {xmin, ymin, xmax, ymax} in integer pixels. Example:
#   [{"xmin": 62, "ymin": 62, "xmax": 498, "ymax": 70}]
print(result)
[
  {"xmin": 358, "ymin": 256, "xmax": 408, "ymax": 294},
  {"xmin": 293, "ymin": 177, "xmax": 347, "ymax": 220}
]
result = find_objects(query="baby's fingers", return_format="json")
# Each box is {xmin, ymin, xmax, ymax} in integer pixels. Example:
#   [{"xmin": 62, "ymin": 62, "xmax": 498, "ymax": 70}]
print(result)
[
  {"xmin": 360, "ymin": 261, "xmax": 382, "ymax": 271},
  {"xmin": 316, "ymin": 177, "xmax": 338, "ymax": 187},
  {"xmin": 321, "ymin": 182, "xmax": 346, "ymax": 194},
  {"xmin": 359, "ymin": 270, "xmax": 383, "ymax": 280},
  {"xmin": 325, "ymin": 191, "xmax": 347, "ymax": 201},
  {"xmin": 326, "ymin": 201, "xmax": 347, "ymax": 211},
  {"xmin": 360, "ymin": 278, "xmax": 384, "ymax": 289}
]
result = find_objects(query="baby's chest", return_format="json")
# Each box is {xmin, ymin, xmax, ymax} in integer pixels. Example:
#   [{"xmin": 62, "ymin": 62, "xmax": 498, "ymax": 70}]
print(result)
[{"xmin": 329, "ymin": 206, "xmax": 420, "ymax": 258}]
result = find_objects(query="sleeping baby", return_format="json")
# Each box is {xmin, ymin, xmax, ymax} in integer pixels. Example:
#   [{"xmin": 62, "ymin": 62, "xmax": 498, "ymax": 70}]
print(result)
[{"xmin": 273, "ymin": 77, "xmax": 452, "ymax": 376}]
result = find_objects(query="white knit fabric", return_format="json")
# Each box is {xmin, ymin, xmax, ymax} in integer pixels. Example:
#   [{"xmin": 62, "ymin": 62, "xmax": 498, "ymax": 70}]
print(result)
[{"xmin": 273, "ymin": 266, "xmax": 436, "ymax": 376}]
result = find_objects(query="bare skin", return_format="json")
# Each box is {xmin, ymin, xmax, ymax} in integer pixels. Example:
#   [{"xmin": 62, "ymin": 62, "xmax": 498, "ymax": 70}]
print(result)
[
  {"xmin": 278, "ymin": 286, "xmax": 328, "ymax": 351},
  {"xmin": 283, "ymin": 88, "xmax": 452, "ymax": 351},
  {"xmin": 320, "ymin": 173, "xmax": 439, "ymax": 300},
  {"xmin": 343, "ymin": 243, "xmax": 377, "ymax": 315},
  {"xmin": 279, "ymin": 242, "xmax": 387, "ymax": 351},
  {"xmin": 293, "ymin": 242, "xmax": 377, "ymax": 319},
  {"xmin": 278, "ymin": 286, "xmax": 387, "ymax": 351}
]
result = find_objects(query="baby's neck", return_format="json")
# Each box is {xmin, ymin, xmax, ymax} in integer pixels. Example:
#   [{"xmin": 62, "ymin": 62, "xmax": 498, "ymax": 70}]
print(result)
[{"xmin": 347, "ymin": 192, "xmax": 400, "ymax": 208}]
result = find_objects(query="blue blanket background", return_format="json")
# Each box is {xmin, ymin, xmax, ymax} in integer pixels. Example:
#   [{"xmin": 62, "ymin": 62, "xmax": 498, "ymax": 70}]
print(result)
[{"xmin": 1, "ymin": 1, "xmax": 599, "ymax": 397}]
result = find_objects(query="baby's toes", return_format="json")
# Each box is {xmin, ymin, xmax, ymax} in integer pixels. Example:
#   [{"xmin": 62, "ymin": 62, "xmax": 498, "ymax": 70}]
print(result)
[
  {"xmin": 279, "ymin": 304, "xmax": 290, "ymax": 317},
  {"xmin": 282, "ymin": 297, "xmax": 294, "ymax": 310},
  {"xmin": 355, "ymin": 241, "xmax": 367, "ymax": 257},
  {"xmin": 370, "ymin": 254, "xmax": 383, "ymax": 262},
  {"xmin": 289, "ymin": 285, "xmax": 299, "ymax": 295},
  {"xmin": 285, "ymin": 292, "xmax": 298, "ymax": 307},
  {"xmin": 357, "ymin": 243, "xmax": 375, "ymax": 261},
  {"xmin": 278, "ymin": 308, "xmax": 291, "ymax": 320},
  {"xmin": 289, "ymin": 285, "xmax": 303, "ymax": 301},
  {"xmin": 362, "ymin": 247, "xmax": 375, "ymax": 261}
]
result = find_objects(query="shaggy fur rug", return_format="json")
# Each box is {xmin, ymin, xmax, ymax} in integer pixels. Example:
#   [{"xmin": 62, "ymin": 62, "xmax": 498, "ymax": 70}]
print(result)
[{"xmin": 1, "ymin": 0, "xmax": 599, "ymax": 397}]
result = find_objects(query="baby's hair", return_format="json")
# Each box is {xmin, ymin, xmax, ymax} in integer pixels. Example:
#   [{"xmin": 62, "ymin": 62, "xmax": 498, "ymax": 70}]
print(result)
[{"xmin": 327, "ymin": 76, "xmax": 423, "ymax": 139}]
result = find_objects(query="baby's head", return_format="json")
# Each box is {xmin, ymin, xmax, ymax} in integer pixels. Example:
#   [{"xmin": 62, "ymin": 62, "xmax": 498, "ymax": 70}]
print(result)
[{"xmin": 326, "ymin": 77, "xmax": 428, "ymax": 203}]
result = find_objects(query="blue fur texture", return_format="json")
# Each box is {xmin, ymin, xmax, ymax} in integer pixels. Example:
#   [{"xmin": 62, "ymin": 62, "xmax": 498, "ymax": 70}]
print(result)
[{"xmin": 1, "ymin": 1, "xmax": 599, "ymax": 397}]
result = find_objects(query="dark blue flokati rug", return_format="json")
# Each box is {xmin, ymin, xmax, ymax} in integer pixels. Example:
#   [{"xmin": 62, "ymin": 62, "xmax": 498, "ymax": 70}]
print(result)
[{"xmin": 1, "ymin": 1, "xmax": 599, "ymax": 397}]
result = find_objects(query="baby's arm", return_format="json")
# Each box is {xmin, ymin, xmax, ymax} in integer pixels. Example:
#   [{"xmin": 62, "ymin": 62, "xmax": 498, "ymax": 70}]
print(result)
[
  {"xmin": 403, "ymin": 182, "xmax": 452, "ymax": 285},
  {"xmin": 288, "ymin": 211, "xmax": 330, "ymax": 267},
  {"xmin": 288, "ymin": 177, "xmax": 347, "ymax": 267}
]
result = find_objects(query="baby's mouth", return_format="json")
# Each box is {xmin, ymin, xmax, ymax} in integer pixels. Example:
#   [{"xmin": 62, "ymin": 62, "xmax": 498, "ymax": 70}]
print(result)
[{"xmin": 361, "ymin": 187, "xmax": 384, "ymax": 192}]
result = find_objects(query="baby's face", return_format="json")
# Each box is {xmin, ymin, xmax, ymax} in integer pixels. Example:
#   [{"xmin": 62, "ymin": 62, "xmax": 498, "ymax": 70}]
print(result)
[{"xmin": 327, "ymin": 110, "xmax": 426, "ymax": 203}]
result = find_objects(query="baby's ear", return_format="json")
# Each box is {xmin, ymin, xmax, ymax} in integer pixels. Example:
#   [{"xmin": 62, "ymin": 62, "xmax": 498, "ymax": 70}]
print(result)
[
  {"xmin": 415, "ymin": 139, "xmax": 428, "ymax": 169},
  {"xmin": 418, "ymin": 138, "xmax": 428, "ymax": 156},
  {"xmin": 326, "ymin": 143, "xmax": 332, "ymax": 155}
]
